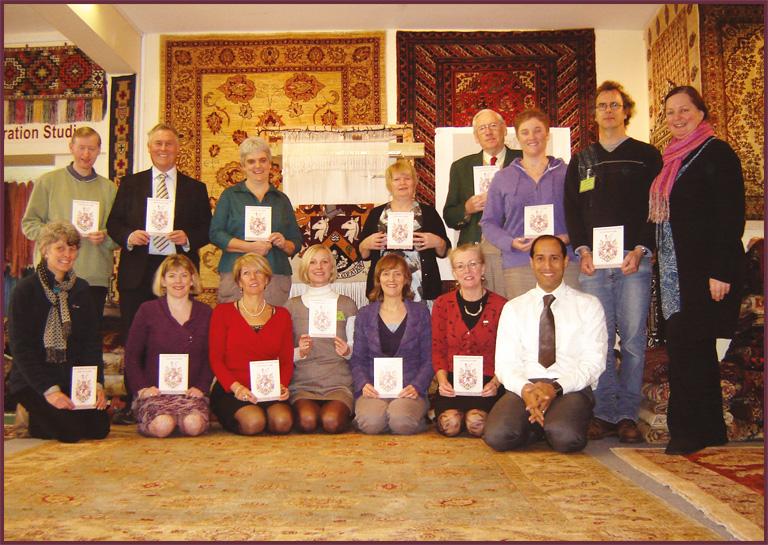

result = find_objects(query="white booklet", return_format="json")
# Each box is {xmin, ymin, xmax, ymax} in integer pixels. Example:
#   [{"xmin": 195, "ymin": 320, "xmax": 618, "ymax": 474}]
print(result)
[
  {"xmin": 473, "ymin": 164, "xmax": 500, "ymax": 195},
  {"xmin": 308, "ymin": 298, "xmax": 337, "ymax": 338},
  {"xmin": 453, "ymin": 355, "xmax": 484, "ymax": 396},
  {"xmin": 386, "ymin": 211, "xmax": 414, "ymax": 250},
  {"xmin": 145, "ymin": 198, "xmax": 174, "ymax": 235},
  {"xmin": 593, "ymin": 225, "xmax": 624, "ymax": 269},
  {"xmin": 374, "ymin": 357, "xmax": 403, "ymax": 398},
  {"xmin": 249, "ymin": 359, "xmax": 281, "ymax": 402},
  {"xmin": 158, "ymin": 354, "xmax": 189, "ymax": 395},
  {"xmin": 244, "ymin": 206, "xmax": 272, "ymax": 241},
  {"xmin": 523, "ymin": 204, "xmax": 555, "ymax": 238},
  {"xmin": 71, "ymin": 366, "xmax": 98, "ymax": 410},
  {"xmin": 71, "ymin": 200, "xmax": 100, "ymax": 235}
]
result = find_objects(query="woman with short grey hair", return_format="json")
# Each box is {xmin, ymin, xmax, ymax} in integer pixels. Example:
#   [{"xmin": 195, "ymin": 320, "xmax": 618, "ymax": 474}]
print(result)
[{"xmin": 210, "ymin": 136, "xmax": 303, "ymax": 306}]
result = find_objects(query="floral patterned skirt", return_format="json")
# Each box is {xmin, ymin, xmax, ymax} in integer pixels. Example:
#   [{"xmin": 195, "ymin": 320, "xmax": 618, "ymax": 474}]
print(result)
[{"xmin": 131, "ymin": 395, "xmax": 210, "ymax": 437}]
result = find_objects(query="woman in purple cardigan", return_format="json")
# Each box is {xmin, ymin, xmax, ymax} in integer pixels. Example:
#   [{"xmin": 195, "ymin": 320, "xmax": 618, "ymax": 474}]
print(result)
[
  {"xmin": 350, "ymin": 253, "xmax": 434, "ymax": 435},
  {"xmin": 124, "ymin": 255, "xmax": 214, "ymax": 437}
]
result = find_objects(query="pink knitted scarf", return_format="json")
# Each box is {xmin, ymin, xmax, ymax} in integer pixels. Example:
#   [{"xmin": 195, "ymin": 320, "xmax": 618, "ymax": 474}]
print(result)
[{"xmin": 648, "ymin": 120, "xmax": 715, "ymax": 222}]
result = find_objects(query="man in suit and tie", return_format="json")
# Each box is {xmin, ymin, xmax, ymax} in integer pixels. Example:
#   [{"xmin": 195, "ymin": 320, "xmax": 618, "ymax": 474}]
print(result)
[
  {"xmin": 442, "ymin": 109, "xmax": 523, "ymax": 295},
  {"xmin": 483, "ymin": 235, "xmax": 607, "ymax": 453},
  {"xmin": 107, "ymin": 124, "xmax": 212, "ymax": 422}
]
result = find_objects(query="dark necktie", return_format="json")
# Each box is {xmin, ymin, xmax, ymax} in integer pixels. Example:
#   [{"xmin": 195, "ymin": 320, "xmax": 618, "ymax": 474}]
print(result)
[
  {"xmin": 539, "ymin": 294, "xmax": 556, "ymax": 368},
  {"xmin": 490, "ymin": 156, "xmax": 497, "ymax": 166}
]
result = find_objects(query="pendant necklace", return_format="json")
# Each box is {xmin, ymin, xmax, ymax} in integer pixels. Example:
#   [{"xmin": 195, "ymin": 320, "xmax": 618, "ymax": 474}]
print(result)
[
  {"xmin": 461, "ymin": 289, "xmax": 485, "ymax": 317},
  {"xmin": 241, "ymin": 298, "xmax": 267, "ymax": 317}
]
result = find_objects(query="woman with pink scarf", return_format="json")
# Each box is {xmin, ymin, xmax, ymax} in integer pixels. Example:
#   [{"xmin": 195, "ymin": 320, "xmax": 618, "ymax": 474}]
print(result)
[{"xmin": 648, "ymin": 86, "xmax": 746, "ymax": 456}]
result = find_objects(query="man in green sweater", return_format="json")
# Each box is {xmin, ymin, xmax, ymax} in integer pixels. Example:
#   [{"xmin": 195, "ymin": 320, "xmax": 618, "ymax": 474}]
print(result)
[{"xmin": 22, "ymin": 127, "xmax": 119, "ymax": 323}]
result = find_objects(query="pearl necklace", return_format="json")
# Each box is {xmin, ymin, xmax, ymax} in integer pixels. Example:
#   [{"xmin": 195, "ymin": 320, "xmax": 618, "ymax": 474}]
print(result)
[{"xmin": 240, "ymin": 298, "xmax": 267, "ymax": 317}]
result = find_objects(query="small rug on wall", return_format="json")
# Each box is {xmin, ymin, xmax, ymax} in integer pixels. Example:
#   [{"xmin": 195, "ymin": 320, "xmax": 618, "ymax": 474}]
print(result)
[
  {"xmin": 397, "ymin": 30, "xmax": 596, "ymax": 205},
  {"xmin": 108, "ymin": 74, "xmax": 136, "ymax": 183},
  {"xmin": 160, "ymin": 32, "xmax": 385, "ymax": 295},
  {"xmin": 4, "ymin": 45, "xmax": 106, "ymax": 124},
  {"xmin": 4, "ymin": 427, "xmax": 720, "ymax": 541},
  {"xmin": 613, "ymin": 446, "xmax": 764, "ymax": 541}
]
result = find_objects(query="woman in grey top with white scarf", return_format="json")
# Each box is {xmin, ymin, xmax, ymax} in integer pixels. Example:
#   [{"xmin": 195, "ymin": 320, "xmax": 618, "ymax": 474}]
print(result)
[{"xmin": 285, "ymin": 244, "xmax": 357, "ymax": 433}]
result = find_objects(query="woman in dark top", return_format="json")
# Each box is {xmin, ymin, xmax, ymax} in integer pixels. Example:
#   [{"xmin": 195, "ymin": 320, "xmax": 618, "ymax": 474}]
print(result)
[
  {"xmin": 431, "ymin": 244, "xmax": 506, "ymax": 437},
  {"xmin": 124, "ymin": 254, "xmax": 214, "ymax": 437},
  {"xmin": 358, "ymin": 159, "xmax": 451, "ymax": 306},
  {"xmin": 350, "ymin": 253, "xmax": 434, "ymax": 435},
  {"xmin": 649, "ymin": 86, "xmax": 746, "ymax": 455},
  {"xmin": 7, "ymin": 220, "xmax": 109, "ymax": 443}
]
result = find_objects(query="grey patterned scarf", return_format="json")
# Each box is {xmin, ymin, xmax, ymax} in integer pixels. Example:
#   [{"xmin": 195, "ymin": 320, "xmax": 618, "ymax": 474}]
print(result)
[{"xmin": 36, "ymin": 260, "xmax": 76, "ymax": 364}]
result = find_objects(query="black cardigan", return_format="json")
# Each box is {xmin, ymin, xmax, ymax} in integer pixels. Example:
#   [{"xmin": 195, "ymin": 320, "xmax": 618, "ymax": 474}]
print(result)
[
  {"xmin": 360, "ymin": 202, "xmax": 451, "ymax": 301},
  {"xmin": 665, "ymin": 137, "xmax": 746, "ymax": 337},
  {"xmin": 8, "ymin": 274, "xmax": 104, "ymax": 395}
]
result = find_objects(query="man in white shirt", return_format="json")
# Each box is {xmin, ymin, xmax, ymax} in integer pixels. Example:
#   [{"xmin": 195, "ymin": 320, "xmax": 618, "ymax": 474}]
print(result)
[{"xmin": 483, "ymin": 235, "xmax": 607, "ymax": 453}]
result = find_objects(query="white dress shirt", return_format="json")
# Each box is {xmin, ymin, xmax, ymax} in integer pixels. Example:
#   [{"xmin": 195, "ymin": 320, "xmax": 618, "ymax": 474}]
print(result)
[
  {"xmin": 495, "ymin": 282, "xmax": 607, "ymax": 397},
  {"xmin": 482, "ymin": 146, "xmax": 507, "ymax": 166}
]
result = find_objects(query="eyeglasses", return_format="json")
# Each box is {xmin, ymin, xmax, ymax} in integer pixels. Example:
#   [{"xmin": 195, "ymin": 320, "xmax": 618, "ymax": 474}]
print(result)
[
  {"xmin": 596, "ymin": 102, "xmax": 624, "ymax": 111},
  {"xmin": 453, "ymin": 261, "xmax": 482, "ymax": 272},
  {"xmin": 476, "ymin": 123, "xmax": 499, "ymax": 134}
]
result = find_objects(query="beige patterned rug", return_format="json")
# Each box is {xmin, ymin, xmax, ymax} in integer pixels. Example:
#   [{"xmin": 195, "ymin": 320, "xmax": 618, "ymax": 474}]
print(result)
[
  {"xmin": 613, "ymin": 446, "xmax": 764, "ymax": 541},
  {"xmin": 4, "ymin": 426, "xmax": 719, "ymax": 541}
]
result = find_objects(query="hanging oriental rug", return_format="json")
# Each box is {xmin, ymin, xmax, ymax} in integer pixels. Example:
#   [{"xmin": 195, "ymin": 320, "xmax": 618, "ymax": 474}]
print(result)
[
  {"xmin": 397, "ymin": 30, "xmax": 596, "ymax": 205},
  {"xmin": 160, "ymin": 33, "xmax": 385, "ymax": 300},
  {"xmin": 4, "ymin": 45, "xmax": 106, "ymax": 125}
]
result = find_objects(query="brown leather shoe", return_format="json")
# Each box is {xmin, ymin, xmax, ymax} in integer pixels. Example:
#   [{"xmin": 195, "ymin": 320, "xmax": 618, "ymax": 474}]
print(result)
[
  {"xmin": 587, "ymin": 417, "xmax": 617, "ymax": 440},
  {"xmin": 617, "ymin": 419, "xmax": 642, "ymax": 443}
]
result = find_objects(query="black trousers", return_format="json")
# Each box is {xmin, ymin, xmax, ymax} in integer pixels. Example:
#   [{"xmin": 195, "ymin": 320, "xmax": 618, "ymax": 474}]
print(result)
[
  {"xmin": 483, "ymin": 385, "xmax": 594, "ymax": 453},
  {"xmin": 664, "ymin": 312, "xmax": 728, "ymax": 446},
  {"xmin": 117, "ymin": 255, "xmax": 166, "ymax": 400},
  {"xmin": 15, "ymin": 386, "xmax": 110, "ymax": 443}
]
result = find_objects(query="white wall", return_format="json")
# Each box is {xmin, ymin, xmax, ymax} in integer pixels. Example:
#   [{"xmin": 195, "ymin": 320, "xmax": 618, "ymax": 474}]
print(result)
[{"xmin": 595, "ymin": 29, "xmax": 650, "ymax": 142}]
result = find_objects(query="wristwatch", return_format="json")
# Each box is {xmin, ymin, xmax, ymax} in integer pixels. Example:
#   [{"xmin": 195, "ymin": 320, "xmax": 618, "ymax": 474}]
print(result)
[{"xmin": 551, "ymin": 381, "xmax": 563, "ymax": 397}]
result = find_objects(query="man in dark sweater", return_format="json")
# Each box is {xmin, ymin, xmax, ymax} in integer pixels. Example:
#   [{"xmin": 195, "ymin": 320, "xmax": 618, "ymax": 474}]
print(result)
[{"xmin": 563, "ymin": 81, "xmax": 663, "ymax": 443}]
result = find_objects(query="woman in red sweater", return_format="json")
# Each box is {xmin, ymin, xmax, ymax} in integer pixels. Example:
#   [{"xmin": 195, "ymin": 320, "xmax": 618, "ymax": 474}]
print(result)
[
  {"xmin": 209, "ymin": 253, "xmax": 294, "ymax": 435},
  {"xmin": 431, "ymin": 244, "xmax": 507, "ymax": 437}
]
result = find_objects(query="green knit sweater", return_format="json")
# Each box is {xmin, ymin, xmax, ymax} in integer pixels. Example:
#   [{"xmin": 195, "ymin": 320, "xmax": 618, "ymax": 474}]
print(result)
[{"xmin": 21, "ymin": 166, "xmax": 119, "ymax": 287}]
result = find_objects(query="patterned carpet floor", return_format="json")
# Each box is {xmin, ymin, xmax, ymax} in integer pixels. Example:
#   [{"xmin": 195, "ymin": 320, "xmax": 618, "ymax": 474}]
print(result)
[
  {"xmin": 4, "ymin": 426, "xmax": 721, "ymax": 541},
  {"xmin": 613, "ymin": 446, "xmax": 764, "ymax": 541}
]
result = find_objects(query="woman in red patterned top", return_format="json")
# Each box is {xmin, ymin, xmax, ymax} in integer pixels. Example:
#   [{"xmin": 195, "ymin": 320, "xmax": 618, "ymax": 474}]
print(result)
[
  {"xmin": 208, "ymin": 253, "xmax": 294, "ymax": 435},
  {"xmin": 431, "ymin": 244, "xmax": 507, "ymax": 437}
]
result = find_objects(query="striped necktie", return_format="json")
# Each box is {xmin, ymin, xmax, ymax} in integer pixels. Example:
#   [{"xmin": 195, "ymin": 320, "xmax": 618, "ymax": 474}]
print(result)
[{"xmin": 153, "ymin": 173, "xmax": 171, "ymax": 252}]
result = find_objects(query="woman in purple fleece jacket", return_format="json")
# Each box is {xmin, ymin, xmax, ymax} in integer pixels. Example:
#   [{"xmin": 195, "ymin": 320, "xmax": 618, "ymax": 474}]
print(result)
[
  {"xmin": 124, "ymin": 255, "xmax": 214, "ymax": 437},
  {"xmin": 350, "ymin": 253, "xmax": 434, "ymax": 435}
]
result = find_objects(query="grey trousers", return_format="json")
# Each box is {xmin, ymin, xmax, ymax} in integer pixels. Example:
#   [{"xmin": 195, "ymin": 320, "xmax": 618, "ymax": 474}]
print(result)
[
  {"xmin": 483, "ymin": 385, "xmax": 594, "ymax": 453},
  {"xmin": 218, "ymin": 271, "xmax": 292, "ymax": 307},
  {"xmin": 354, "ymin": 396, "xmax": 429, "ymax": 435}
]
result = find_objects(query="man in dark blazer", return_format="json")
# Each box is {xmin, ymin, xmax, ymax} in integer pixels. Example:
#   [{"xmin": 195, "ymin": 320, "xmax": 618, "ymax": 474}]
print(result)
[
  {"xmin": 106, "ymin": 123, "xmax": 211, "ymax": 422},
  {"xmin": 443, "ymin": 109, "xmax": 522, "ymax": 294}
]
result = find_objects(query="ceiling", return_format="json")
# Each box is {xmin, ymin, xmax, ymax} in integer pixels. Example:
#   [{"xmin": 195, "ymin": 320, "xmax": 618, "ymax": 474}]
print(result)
[{"xmin": 4, "ymin": 3, "xmax": 662, "ymax": 43}]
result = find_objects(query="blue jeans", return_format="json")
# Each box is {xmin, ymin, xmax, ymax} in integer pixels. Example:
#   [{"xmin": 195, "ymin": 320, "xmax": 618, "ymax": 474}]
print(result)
[{"xmin": 578, "ymin": 252, "xmax": 652, "ymax": 424}]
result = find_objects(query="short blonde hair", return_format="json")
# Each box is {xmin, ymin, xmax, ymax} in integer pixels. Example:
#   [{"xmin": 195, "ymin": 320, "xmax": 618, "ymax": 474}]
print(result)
[
  {"xmin": 384, "ymin": 159, "xmax": 419, "ymax": 196},
  {"xmin": 152, "ymin": 254, "xmax": 202, "ymax": 297},
  {"xmin": 297, "ymin": 244, "xmax": 337, "ymax": 284},
  {"xmin": 70, "ymin": 126, "xmax": 102, "ymax": 147},
  {"xmin": 448, "ymin": 243, "xmax": 485, "ymax": 268},
  {"xmin": 38, "ymin": 220, "xmax": 81, "ymax": 255},
  {"xmin": 232, "ymin": 252, "xmax": 273, "ymax": 286}
]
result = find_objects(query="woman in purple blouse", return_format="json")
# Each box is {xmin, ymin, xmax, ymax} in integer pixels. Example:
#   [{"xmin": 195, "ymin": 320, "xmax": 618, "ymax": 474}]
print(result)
[{"xmin": 124, "ymin": 255, "xmax": 214, "ymax": 437}]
